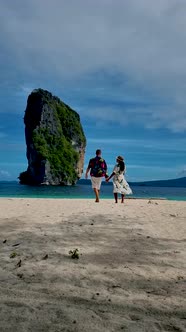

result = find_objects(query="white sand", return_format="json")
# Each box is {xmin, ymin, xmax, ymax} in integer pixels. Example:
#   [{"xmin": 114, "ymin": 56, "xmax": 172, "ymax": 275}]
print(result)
[{"xmin": 0, "ymin": 198, "xmax": 186, "ymax": 332}]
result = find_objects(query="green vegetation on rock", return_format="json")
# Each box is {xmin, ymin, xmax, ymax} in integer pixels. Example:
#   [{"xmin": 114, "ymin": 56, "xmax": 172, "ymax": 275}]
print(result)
[{"xmin": 19, "ymin": 88, "xmax": 86, "ymax": 185}]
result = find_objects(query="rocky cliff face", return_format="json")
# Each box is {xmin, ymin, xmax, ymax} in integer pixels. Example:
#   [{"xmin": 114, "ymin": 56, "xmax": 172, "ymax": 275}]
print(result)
[{"xmin": 19, "ymin": 89, "xmax": 86, "ymax": 185}]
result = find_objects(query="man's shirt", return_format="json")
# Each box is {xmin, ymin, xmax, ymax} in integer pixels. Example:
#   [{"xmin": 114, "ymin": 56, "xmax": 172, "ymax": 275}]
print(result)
[{"xmin": 88, "ymin": 156, "xmax": 108, "ymax": 178}]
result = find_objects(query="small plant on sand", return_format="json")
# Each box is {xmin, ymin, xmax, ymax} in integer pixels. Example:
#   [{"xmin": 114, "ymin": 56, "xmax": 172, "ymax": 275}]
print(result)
[
  {"xmin": 69, "ymin": 248, "xmax": 79, "ymax": 259},
  {"xmin": 10, "ymin": 252, "xmax": 18, "ymax": 258}
]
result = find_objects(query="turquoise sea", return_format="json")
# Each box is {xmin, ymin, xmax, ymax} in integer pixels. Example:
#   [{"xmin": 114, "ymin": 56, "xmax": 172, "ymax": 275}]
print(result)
[{"xmin": 0, "ymin": 181, "xmax": 186, "ymax": 201}]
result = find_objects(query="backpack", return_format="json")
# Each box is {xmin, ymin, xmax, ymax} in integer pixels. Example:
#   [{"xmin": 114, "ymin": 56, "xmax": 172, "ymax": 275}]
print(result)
[{"xmin": 89, "ymin": 157, "xmax": 108, "ymax": 177}]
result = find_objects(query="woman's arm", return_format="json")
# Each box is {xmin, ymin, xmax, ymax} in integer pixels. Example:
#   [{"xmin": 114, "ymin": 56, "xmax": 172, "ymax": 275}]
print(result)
[{"xmin": 106, "ymin": 172, "xmax": 115, "ymax": 182}]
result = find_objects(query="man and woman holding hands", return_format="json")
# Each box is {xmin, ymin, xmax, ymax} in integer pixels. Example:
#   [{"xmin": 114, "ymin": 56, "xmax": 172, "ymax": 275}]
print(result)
[{"xmin": 85, "ymin": 149, "xmax": 132, "ymax": 203}]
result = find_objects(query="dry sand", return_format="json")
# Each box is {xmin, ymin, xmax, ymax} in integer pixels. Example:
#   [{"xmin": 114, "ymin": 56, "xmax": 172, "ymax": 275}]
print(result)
[{"xmin": 0, "ymin": 198, "xmax": 186, "ymax": 332}]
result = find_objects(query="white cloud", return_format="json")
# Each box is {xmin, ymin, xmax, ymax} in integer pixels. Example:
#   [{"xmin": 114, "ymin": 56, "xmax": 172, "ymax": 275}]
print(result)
[
  {"xmin": 79, "ymin": 103, "xmax": 186, "ymax": 132},
  {"xmin": 88, "ymin": 137, "xmax": 186, "ymax": 152},
  {"xmin": 177, "ymin": 166, "xmax": 186, "ymax": 177},
  {"xmin": 1, "ymin": 0, "xmax": 186, "ymax": 131},
  {"xmin": 0, "ymin": 169, "xmax": 11, "ymax": 178},
  {"xmin": 15, "ymin": 85, "xmax": 34, "ymax": 97}
]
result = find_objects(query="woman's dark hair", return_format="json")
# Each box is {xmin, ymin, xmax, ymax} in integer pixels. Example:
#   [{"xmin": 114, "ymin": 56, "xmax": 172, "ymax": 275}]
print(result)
[{"xmin": 118, "ymin": 160, "xmax": 125, "ymax": 172}]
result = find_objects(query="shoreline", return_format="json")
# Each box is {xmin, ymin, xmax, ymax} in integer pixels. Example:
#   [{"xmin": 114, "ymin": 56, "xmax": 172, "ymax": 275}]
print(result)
[
  {"xmin": 0, "ymin": 196, "xmax": 167, "ymax": 200},
  {"xmin": 1, "ymin": 182, "xmax": 186, "ymax": 202}
]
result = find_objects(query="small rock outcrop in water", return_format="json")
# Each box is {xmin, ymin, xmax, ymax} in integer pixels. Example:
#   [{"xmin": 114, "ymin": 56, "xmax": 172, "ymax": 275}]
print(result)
[{"xmin": 19, "ymin": 89, "xmax": 86, "ymax": 185}]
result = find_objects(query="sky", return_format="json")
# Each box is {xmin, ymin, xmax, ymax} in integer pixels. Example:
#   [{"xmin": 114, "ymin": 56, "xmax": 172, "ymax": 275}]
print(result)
[{"xmin": 0, "ymin": 0, "xmax": 186, "ymax": 182}]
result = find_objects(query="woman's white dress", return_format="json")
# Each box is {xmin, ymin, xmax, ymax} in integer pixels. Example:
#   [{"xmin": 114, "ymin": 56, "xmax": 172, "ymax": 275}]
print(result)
[{"xmin": 112, "ymin": 165, "xmax": 132, "ymax": 195}]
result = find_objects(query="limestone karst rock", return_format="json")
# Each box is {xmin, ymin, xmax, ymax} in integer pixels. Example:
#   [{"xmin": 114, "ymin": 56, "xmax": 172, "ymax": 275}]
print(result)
[{"xmin": 19, "ymin": 89, "xmax": 86, "ymax": 185}]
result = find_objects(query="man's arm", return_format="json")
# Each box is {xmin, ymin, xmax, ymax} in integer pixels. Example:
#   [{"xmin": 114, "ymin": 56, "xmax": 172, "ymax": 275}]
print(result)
[
  {"xmin": 104, "ymin": 160, "xmax": 109, "ymax": 178},
  {"xmin": 106, "ymin": 172, "xmax": 115, "ymax": 182},
  {"xmin": 85, "ymin": 158, "xmax": 93, "ymax": 179},
  {"xmin": 85, "ymin": 167, "xmax": 90, "ymax": 179}
]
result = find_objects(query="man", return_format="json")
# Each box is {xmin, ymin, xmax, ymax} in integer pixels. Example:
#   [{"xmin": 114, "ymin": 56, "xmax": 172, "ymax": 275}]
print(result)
[{"xmin": 85, "ymin": 149, "xmax": 108, "ymax": 202}]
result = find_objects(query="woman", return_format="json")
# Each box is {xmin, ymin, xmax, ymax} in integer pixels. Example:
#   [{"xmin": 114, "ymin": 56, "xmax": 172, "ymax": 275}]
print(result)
[{"xmin": 106, "ymin": 156, "xmax": 132, "ymax": 203}]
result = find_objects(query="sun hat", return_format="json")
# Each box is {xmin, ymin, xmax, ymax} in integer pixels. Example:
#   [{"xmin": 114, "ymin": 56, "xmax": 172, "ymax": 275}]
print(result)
[{"xmin": 117, "ymin": 155, "xmax": 124, "ymax": 162}]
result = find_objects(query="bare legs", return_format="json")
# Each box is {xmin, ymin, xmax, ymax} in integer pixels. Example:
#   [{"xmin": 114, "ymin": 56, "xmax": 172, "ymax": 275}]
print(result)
[
  {"xmin": 94, "ymin": 188, "xmax": 100, "ymax": 202},
  {"xmin": 114, "ymin": 193, "xmax": 125, "ymax": 203},
  {"xmin": 114, "ymin": 193, "xmax": 118, "ymax": 203}
]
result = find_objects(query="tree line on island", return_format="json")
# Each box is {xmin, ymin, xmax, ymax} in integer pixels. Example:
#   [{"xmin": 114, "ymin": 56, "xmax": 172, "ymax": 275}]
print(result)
[{"xmin": 19, "ymin": 89, "xmax": 86, "ymax": 186}]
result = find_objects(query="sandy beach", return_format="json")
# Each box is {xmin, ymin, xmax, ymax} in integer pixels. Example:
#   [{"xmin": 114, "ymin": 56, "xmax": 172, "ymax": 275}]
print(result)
[{"xmin": 0, "ymin": 198, "xmax": 186, "ymax": 332}]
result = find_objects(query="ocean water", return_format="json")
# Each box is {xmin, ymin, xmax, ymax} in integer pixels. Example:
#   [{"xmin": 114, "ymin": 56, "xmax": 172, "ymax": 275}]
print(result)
[{"xmin": 0, "ymin": 181, "xmax": 186, "ymax": 201}]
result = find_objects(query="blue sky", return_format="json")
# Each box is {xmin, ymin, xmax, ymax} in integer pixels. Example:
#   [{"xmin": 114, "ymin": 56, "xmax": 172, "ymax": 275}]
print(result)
[{"xmin": 0, "ymin": 0, "xmax": 186, "ymax": 181}]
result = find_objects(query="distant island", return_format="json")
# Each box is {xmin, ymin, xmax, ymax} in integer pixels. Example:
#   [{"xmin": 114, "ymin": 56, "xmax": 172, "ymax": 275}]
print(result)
[
  {"xmin": 78, "ymin": 177, "xmax": 186, "ymax": 188},
  {"xmin": 19, "ymin": 89, "xmax": 86, "ymax": 186},
  {"xmin": 130, "ymin": 176, "xmax": 186, "ymax": 188}
]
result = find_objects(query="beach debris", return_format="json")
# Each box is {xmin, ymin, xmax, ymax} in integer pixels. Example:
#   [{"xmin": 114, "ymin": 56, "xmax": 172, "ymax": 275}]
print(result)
[
  {"xmin": 148, "ymin": 200, "xmax": 152, "ymax": 204},
  {"xmin": 12, "ymin": 243, "xmax": 21, "ymax": 247},
  {"xmin": 177, "ymin": 275, "xmax": 184, "ymax": 280},
  {"xmin": 129, "ymin": 314, "xmax": 141, "ymax": 321},
  {"xmin": 112, "ymin": 285, "xmax": 122, "ymax": 289},
  {"xmin": 170, "ymin": 213, "xmax": 177, "ymax": 217},
  {"xmin": 10, "ymin": 252, "xmax": 18, "ymax": 258},
  {"xmin": 42, "ymin": 254, "xmax": 48, "ymax": 260},
  {"xmin": 17, "ymin": 273, "xmax": 23, "ymax": 279},
  {"xmin": 3, "ymin": 239, "xmax": 7, "ymax": 243},
  {"xmin": 69, "ymin": 248, "xmax": 79, "ymax": 259},
  {"xmin": 17, "ymin": 259, "xmax": 22, "ymax": 267}
]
